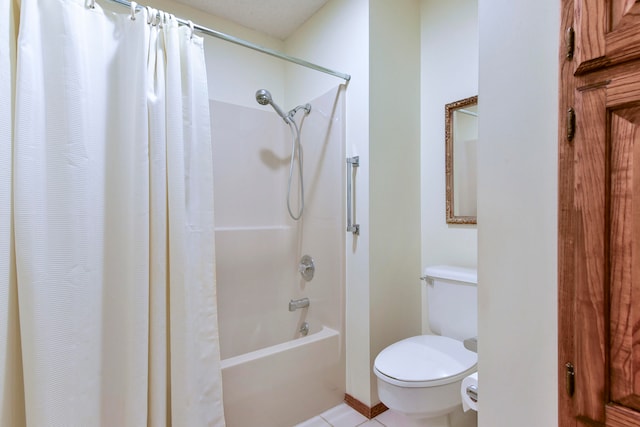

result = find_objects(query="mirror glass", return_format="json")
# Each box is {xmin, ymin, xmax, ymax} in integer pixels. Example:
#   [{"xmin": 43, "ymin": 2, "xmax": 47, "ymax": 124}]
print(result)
[{"xmin": 445, "ymin": 96, "xmax": 478, "ymax": 224}]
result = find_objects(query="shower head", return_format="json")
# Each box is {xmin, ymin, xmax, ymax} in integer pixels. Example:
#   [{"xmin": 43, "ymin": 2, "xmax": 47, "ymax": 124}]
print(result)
[
  {"xmin": 255, "ymin": 89, "xmax": 290, "ymax": 124},
  {"xmin": 255, "ymin": 89, "xmax": 272, "ymax": 105}
]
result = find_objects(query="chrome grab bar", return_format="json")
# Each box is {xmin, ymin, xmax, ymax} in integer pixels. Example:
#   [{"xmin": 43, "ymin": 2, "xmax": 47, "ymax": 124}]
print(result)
[{"xmin": 346, "ymin": 156, "xmax": 360, "ymax": 235}]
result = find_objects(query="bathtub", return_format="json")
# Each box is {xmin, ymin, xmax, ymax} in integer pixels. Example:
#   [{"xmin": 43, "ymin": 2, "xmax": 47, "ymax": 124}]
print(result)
[{"xmin": 221, "ymin": 326, "xmax": 345, "ymax": 427}]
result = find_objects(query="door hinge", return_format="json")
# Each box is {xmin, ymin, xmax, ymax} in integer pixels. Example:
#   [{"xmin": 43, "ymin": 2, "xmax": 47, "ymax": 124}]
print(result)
[
  {"xmin": 567, "ymin": 107, "xmax": 576, "ymax": 142},
  {"xmin": 565, "ymin": 362, "xmax": 575, "ymax": 397},
  {"xmin": 566, "ymin": 27, "xmax": 575, "ymax": 60}
]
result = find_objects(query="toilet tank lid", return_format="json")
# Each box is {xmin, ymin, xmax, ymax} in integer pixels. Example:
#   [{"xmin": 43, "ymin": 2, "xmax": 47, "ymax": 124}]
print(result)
[{"xmin": 423, "ymin": 265, "xmax": 477, "ymax": 284}]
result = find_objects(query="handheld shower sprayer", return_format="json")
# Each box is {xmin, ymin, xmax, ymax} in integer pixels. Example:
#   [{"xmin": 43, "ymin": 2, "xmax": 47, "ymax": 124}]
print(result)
[
  {"xmin": 255, "ymin": 88, "xmax": 312, "ymax": 221},
  {"xmin": 255, "ymin": 89, "xmax": 290, "ymax": 124}
]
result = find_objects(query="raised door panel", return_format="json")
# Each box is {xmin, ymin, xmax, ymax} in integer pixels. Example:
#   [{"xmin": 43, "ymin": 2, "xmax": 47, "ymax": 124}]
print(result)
[
  {"xmin": 568, "ymin": 71, "xmax": 640, "ymax": 427},
  {"xmin": 609, "ymin": 106, "xmax": 640, "ymax": 414},
  {"xmin": 574, "ymin": 0, "xmax": 606, "ymax": 70},
  {"xmin": 574, "ymin": 0, "xmax": 640, "ymax": 74},
  {"xmin": 607, "ymin": 404, "xmax": 640, "ymax": 426},
  {"xmin": 572, "ymin": 84, "xmax": 608, "ymax": 424}
]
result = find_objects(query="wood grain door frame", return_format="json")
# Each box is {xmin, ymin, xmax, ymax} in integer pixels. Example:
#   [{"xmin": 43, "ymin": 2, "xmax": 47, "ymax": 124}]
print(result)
[{"xmin": 558, "ymin": 0, "xmax": 577, "ymax": 420}]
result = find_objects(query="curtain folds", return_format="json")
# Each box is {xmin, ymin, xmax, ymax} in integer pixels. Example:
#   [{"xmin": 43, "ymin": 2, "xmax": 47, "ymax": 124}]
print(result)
[
  {"xmin": 0, "ymin": 0, "xmax": 26, "ymax": 425},
  {"xmin": 4, "ymin": 0, "xmax": 225, "ymax": 425}
]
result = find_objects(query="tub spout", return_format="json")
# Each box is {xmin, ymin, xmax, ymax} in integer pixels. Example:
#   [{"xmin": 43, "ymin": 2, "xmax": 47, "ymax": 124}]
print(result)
[{"xmin": 289, "ymin": 297, "xmax": 310, "ymax": 312}]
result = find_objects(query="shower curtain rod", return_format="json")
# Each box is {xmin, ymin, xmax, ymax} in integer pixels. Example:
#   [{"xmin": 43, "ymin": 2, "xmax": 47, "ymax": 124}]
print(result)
[{"xmin": 107, "ymin": 0, "xmax": 351, "ymax": 82}]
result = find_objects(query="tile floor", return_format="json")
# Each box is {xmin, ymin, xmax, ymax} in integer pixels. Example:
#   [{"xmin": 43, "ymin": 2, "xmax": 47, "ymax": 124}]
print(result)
[{"xmin": 294, "ymin": 403, "xmax": 415, "ymax": 427}]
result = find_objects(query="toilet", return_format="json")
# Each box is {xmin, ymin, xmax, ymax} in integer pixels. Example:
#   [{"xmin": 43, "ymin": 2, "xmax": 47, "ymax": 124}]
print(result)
[{"xmin": 374, "ymin": 265, "xmax": 478, "ymax": 426}]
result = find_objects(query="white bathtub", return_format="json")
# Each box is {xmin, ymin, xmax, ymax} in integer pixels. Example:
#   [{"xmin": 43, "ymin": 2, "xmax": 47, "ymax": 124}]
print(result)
[{"xmin": 221, "ymin": 326, "xmax": 345, "ymax": 427}]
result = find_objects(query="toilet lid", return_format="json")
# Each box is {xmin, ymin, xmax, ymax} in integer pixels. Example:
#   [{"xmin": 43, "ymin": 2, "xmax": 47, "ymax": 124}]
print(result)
[{"xmin": 374, "ymin": 335, "xmax": 477, "ymax": 386}]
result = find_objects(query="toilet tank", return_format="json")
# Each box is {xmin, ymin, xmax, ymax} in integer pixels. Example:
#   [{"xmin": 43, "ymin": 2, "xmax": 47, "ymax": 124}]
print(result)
[{"xmin": 424, "ymin": 265, "xmax": 477, "ymax": 342}]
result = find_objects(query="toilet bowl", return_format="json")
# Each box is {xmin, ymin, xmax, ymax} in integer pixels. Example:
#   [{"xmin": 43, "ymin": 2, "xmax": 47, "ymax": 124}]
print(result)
[
  {"xmin": 373, "ymin": 266, "xmax": 478, "ymax": 426},
  {"xmin": 374, "ymin": 335, "xmax": 477, "ymax": 420}
]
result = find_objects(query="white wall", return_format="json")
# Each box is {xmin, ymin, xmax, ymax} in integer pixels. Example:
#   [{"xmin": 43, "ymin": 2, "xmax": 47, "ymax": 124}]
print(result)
[
  {"xmin": 420, "ymin": 0, "xmax": 478, "ymax": 338},
  {"xmin": 368, "ymin": 0, "xmax": 422, "ymax": 406},
  {"xmin": 420, "ymin": 0, "xmax": 478, "ymax": 275},
  {"xmin": 477, "ymin": 1, "xmax": 559, "ymax": 426},
  {"xmin": 287, "ymin": 0, "xmax": 422, "ymax": 407}
]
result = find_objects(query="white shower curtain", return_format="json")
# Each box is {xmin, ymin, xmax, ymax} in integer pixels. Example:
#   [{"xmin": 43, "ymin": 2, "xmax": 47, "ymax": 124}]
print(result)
[
  {"xmin": 4, "ymin": 0, "xmax": 225, "ymax": 425},
  {"xmin": 1, "ymin": 0, "xmax": 26, "ymax": 426}
]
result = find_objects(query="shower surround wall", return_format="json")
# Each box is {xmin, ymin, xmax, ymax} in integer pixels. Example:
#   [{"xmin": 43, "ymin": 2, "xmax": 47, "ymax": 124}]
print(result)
[{"xmin": 211, "ymin": 86, "xmax": 346, "ymax": 427}]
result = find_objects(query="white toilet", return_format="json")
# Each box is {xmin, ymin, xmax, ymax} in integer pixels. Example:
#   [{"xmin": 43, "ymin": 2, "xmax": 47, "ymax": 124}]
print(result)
[{"xmin": 374, "ymin": 265, "xmax": 478, "ymax": 427}]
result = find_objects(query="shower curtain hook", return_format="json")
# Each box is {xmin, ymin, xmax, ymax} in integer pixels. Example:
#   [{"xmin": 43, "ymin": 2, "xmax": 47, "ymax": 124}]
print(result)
[
  {"xmin": 159, "ymin": 11, "xmax": 167, "ymax": 28},
  {"xmin": 147, "ymin": 7, "xmax": 158, "ymax": 26},
  {"xmin": 188, "ymin": 20, "xmax": 195, "ymax": 40},
  {"xmin": 129, "ymin": 1, "xmax": 137, "ymax": 20}
]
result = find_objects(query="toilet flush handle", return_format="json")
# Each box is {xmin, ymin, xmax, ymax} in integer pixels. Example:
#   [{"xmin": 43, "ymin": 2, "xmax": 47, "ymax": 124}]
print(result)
[{"xmin": 463, "ymin": 337, "xmax": 478, "ymax": 353}]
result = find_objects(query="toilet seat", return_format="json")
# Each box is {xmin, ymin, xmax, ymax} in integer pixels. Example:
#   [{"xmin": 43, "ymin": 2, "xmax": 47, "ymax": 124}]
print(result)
[{"xmin": 374, "ymin": 335, "xmax": 477, "ymax": 388}]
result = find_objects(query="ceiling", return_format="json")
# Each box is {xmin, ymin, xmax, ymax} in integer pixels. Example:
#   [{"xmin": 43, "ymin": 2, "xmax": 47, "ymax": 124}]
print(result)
[{"xmin": 174, "ymin": 0, "xmax": 330, "ymax": 40}]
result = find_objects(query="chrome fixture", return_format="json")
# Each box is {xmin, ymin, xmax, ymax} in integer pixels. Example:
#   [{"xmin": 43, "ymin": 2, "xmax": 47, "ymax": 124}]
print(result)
[
  {"xmin": 289, "ymin": 297, "xmax": 310, "ymax": 312},
  {"xmin": 299, "ymin": 255, "xmax": 315, "ymax": 281},
  {"xmin": 255, "ymin": 89, "xmax": 312, "ymax": 221},
  {"xmin": 288, "ymin": 103, "xmax": 312, "ymax": 121},
  {"xmin": 463, "ymin": 336, "xmax": 478, "ymax": 353},
  {"xmin": 466, "ymin": 384, "xmax": 478, "ymax": 403},
  {"xmin": 255, "ymin": 89, "xmax": 290, "ymax": 124},
  {"xmin": 299, "ymin": 322, "xmax": 310, "ymax": 336},
  {"xmin": 346, "ymin": 156, "xmax": 360, "ymax": 235},
  {"xmin": 255, "ymin": 89, "xmax": 312, "ymax": 124}
]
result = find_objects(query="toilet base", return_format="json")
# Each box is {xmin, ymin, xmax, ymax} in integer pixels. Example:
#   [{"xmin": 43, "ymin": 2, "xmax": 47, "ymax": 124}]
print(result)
[
  {"xmin": 448, "ymin": 406, "xmax": 477, "ymax": 427},
  {"xmin": 383, "ymin": 406, "xmax": 476, "ymax": 427},
  {"xmin": 410, "ymin": 414, "xmax": 449, "ymax": 427},
  {"xmin": 375, "ymin": 370, "xmax": 467, "ymax": 419}
]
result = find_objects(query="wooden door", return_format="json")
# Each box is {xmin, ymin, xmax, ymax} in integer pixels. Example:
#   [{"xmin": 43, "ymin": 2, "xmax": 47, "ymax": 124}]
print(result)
[{"xmin": 559, "ymin": 1, "xmax": 640, "ymax": 426}]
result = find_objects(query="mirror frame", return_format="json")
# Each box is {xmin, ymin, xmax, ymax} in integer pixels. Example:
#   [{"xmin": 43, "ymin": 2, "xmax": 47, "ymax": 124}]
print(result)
[{"xmin": 445, "ymin": 95, "xmax": 478, "ymax": 225}]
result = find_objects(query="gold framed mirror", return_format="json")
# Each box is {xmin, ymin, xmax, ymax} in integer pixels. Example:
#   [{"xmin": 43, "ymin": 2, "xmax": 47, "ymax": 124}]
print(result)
[{"xmin": 445, "ymin": 95, "xmax": 478, "ymax": 225}]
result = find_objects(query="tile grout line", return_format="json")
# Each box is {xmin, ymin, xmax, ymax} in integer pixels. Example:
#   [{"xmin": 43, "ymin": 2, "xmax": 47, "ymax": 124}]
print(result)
[
  {"xmin": 318, "ymin": 415, "xmax": 334, "ymax": 426},
  {"xmin": 364, "ymin": 419, "xmax": 385, "ymax": 427}
]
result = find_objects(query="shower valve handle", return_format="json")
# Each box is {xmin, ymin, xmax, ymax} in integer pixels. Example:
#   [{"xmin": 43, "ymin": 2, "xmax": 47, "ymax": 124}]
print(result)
[
  {"xmin": 299, "ymin": 264, "xmax": 311, "ymax": 274},
  {"xmin": 298, "ymin": 255, "xmax": 315, "ymax": 281}
]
